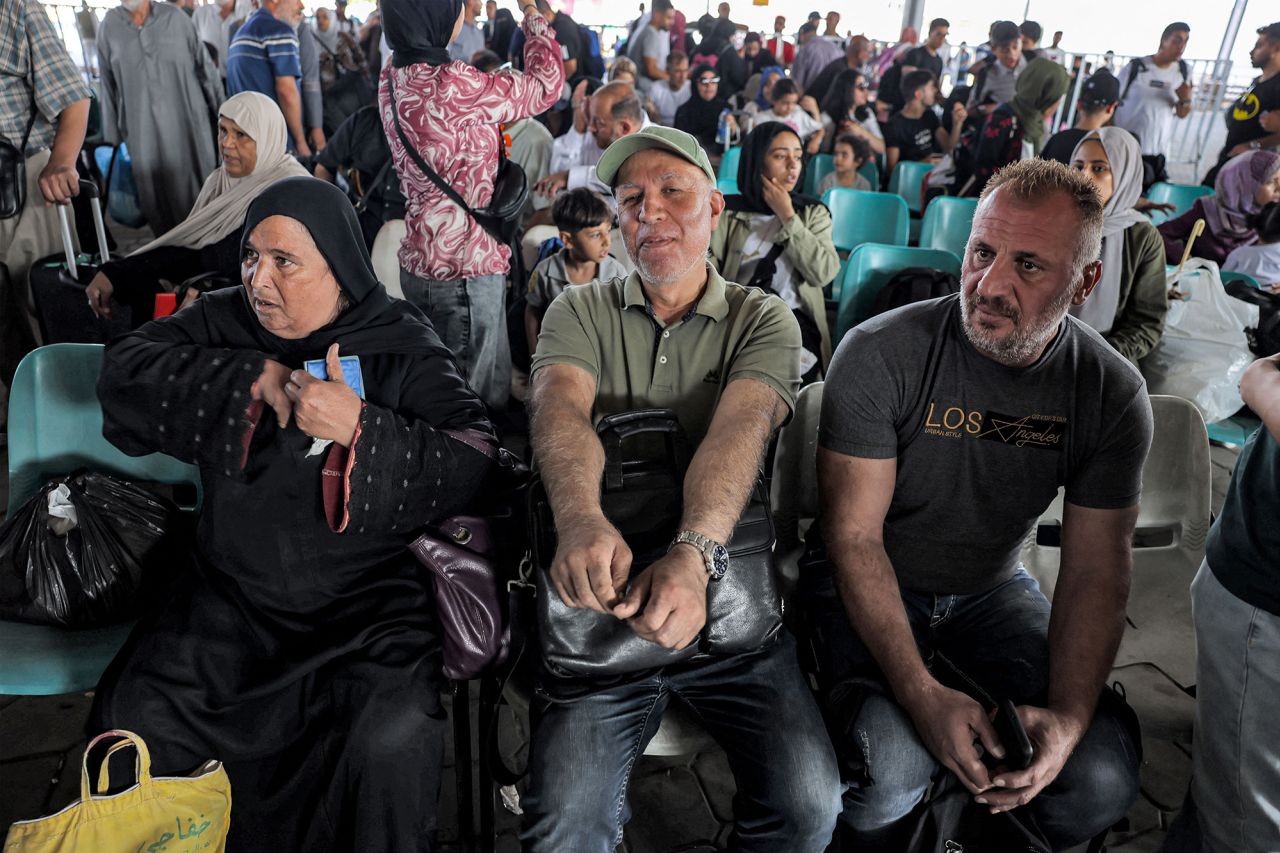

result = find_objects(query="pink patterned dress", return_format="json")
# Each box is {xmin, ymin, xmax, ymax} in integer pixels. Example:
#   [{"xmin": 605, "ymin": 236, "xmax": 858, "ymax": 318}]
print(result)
[{"xmin": 379, "ymin": 10, "xmax": 565, "ymax": 281}]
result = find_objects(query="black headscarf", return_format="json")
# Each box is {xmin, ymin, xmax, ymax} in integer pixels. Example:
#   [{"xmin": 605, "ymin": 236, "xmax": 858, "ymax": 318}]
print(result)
[
  {"xmin": 727, "ymin": 121, "xmax": 824, "ymax": 215},
  {"xmin": 229, "ymin": 177, "xmax": 449, "ymax": 359},
  {"xmin": 489, "ymin": 8, "xmax": 516, "ymax": 61},
  {"xmin": 382, "ymin": 0, "xmax": 463, "ymax": 67},
  {"xmin": 675, "ymin": 63, "xmax": 727, "ymax": 148}
]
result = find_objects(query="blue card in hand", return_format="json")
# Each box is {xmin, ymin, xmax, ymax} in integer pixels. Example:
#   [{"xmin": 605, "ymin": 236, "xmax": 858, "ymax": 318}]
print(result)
[{"xmin": 303, "ymin": 354, "xmax": 365, "ymax": 399}]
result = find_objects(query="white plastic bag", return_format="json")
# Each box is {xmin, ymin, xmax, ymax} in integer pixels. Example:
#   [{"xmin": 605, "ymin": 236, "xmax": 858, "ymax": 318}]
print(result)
[{"xmin": 1140, "ymin": 258, "xmax": 1259, "ymax": 424}]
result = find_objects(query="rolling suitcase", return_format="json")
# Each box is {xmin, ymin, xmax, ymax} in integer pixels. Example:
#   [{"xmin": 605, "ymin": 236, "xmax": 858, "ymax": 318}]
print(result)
[{"xmin": 30, "ymin": 179, "xmax": 131, "ymax": 343}]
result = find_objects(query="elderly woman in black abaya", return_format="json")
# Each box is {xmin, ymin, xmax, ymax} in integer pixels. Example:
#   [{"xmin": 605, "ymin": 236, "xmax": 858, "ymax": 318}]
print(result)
[{"xmin": 89, "ymin": 177, "xmax": 497, "ymax": 852}]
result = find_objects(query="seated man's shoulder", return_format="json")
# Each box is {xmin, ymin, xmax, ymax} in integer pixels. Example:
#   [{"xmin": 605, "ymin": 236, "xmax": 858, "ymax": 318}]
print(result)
[{"xmin": 1062, "ymin": 315, "xmax": 1148, "ymax": 392}]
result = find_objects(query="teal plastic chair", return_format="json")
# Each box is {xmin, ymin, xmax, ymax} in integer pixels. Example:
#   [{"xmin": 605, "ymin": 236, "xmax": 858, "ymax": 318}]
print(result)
[
  {"xmin": 1220, "ymin": 270, "xmax": 1262, "ymax": 289},
  {"xmin": 718, "ymin": 146, "xmax": 742, "ymax": 181},
  {"xmin": 2, "ymin": 344, "xmax": 201, "ymax": 695},
  {"xmin": 1146, "ymin": 182, "xmax": 1215, "ymax": 226},
  {"xmin": 859, "ymin": 159, "xmax": 880, "ymax": 192},
  {"xmin": 717, "ymin": 178, "xmax": 740, "ymax": 196},
  {"xmin": 822, "ymin": 189, "xmax": 910, "ymax": 300},
  {"xmin": 834, "ymin": 244, "xmax": 962, "ymax": 341},
  {"xmin": 919, "ymin": 196, "xmax": 978, "ymax": 258},
  {"xmin": 888, "ymin": 160, "xmax": 936, "ymax": 215},
  {"xmin": 804, "ymin": 154, "xmax": 835, "ymax": 196}
]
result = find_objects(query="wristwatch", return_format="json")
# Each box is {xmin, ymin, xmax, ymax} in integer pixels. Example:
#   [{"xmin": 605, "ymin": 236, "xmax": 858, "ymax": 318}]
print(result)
[
  {"xmin": 1250, "ymin": 140, "xmax": 1263, "ymax": 150},
  {"xmin": 670, "ymin": 530, "xmax": 730, "ymax": 580}
]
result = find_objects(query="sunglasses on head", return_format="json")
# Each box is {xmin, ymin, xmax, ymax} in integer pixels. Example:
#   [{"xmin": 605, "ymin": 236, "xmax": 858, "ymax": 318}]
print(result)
[
  {"xmin": 855, "ymin": 82, "xmax": 871, "ymax": 90},
  {"xmin": 699, "ymin": 76, "xmax": 721, "ymax": 84}
]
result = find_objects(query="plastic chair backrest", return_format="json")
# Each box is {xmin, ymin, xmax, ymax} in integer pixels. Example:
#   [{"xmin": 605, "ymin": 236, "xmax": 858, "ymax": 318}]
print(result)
[
  {"xmin": 822, "ymin": 189, "xmax": 910, "ymax": 253},
  {"xmin": 718, "ymin": 146, "xmax": 742, "ymax": 181},
  {"xmin": 1139, "ymin": 395, "xmax": 1212, "ymax": 552},
  {"xmin": 834, "ymin": 244, "xmax": 962, "ymax": 341},
  {"xmin": 371, "ymin": 219, "xmax": 407, "ymax": 300},
  {"xmin": 1220, "ymin": 270, "xmax": 1261, "ymax": 290},
  {"xmin": 1146, "ymin": 182, "xmax": 1215, "ymax": 226},
  {"xmin": 717, "ymin": 178, "xmax": 740, "ymax": 196},
  {"xmin": 804, "ymin": 154, "xmax": 835, "ymax": 196},
  {"xmin": 919, "ymin": 196, "xmax": 978, "ymax": 258},
  {"xmin": 770, "ymin": 382, "xmax": 823, "ymax": 547},
  {"xmin": 7, "ymin": 344, "xmax": 201, "ymax": 515},
  {"xmin": 888, "ymin": 160, "xmax": 935, "ymax": 214},
  {"xmin": 859, "ymin": 158, "xmax": 880, "ymax": 192}
]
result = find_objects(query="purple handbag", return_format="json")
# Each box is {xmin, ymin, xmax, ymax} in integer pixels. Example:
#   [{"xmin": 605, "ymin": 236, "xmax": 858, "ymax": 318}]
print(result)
[{"xmin": 409, "ymin": 430, "xmax": 510, "ymax": 681}]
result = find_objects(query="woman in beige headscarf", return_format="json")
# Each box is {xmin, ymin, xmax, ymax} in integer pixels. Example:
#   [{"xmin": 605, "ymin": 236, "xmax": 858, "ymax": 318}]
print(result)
[{"xmin": 86, "ymin": 91, "xmax": 311, "ymax": 326}]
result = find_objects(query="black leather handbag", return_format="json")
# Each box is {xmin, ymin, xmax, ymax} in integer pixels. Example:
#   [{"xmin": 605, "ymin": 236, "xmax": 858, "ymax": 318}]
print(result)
[
  {"xmin": 528, "ymin": 410, "xmax": 783, "ymax": 679},
  {"xmin": 386, "ymin": 74, "xmax": 528, "ymax": 244},
  {"xmin": 0, "ymin": 95, "xmax": 38, "ymax": 220}
]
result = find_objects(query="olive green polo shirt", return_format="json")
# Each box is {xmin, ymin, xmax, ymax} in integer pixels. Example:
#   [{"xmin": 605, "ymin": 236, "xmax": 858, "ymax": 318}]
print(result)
[{"xmin": 531, "ymin": 264, "xmax": 802, "ymax": 443}]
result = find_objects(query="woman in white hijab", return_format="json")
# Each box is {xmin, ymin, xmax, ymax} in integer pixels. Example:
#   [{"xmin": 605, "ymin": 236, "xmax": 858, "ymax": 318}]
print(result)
[
  {"xmin": 86, "ymin": 92, "xmax": 312, "ymax": 326},
  {"xmin": 1068, "ymin": 126, "xmax": 1169, "ymax": 365}
]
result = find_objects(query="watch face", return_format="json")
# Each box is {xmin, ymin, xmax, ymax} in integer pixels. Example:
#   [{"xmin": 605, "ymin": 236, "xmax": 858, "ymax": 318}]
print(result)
[{"xmin": 710, "ymin": 544, "xmax": 730, "ymax": 579}]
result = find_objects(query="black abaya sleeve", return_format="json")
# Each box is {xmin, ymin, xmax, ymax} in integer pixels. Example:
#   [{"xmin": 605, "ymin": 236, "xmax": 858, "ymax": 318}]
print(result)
[{"xmin": 98, "ymin": 302, "xmax": 267, "ymax": 478}]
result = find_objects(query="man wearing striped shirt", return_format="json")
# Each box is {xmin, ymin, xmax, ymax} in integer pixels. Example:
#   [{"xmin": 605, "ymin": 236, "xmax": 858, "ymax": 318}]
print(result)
[{"xmin": 227, "ymin": 0, "xmax": 310, "ymax": 155}]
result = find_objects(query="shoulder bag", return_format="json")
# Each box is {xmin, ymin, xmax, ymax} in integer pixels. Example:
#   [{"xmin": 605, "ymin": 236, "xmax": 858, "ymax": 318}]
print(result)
[
  {"xmin": 527, "ymin": 409, "xmax": 782, "ymax": 680},
  {"xmin": 0, "ymin": 92, "xmax": 38, "ymax": 220},
  {"xmin": 386, "ymin": 73, "xmax": 527, "ymax": 245}
]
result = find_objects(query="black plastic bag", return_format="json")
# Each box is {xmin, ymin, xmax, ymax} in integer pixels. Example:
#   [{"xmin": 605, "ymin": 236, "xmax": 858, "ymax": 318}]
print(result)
[{"xmin": 0, "ymin": 470, "xmax": 185, "ymax": 627}]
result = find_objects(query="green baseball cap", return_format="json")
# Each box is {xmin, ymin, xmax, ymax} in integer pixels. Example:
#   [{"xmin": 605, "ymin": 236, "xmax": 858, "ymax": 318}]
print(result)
[{"xmin": 595, "ymin": 126, "xmax": 717, "ymax": 188}]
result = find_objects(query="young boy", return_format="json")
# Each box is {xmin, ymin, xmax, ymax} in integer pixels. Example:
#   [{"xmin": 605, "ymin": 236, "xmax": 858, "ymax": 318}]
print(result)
[
  {"xmin": 754, "ymin": 78, "xmax": 826, "ymax": 153},
  {"xmin": 525, "ymin": 188, "xmax": 628, "ymax": 356},
  {"xmin": 818, "ymin": 133, "xmax": 873, "ymax": 194},
  {"xmin": 884, "ymin": 69, "xmax": 964, "ymax": 174}
]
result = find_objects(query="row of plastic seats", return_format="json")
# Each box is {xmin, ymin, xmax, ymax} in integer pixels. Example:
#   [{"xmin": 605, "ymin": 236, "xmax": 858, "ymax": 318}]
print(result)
[{"xmin": 1146, "ymin": 182, "xmax": 1215, "ymax": 226}]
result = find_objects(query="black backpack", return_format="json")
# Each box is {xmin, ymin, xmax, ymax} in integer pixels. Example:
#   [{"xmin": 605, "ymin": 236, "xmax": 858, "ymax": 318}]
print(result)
[
  {"xmin": 1119, "ymin": 57, "xmax": 1190, "ymax": 106},
  {"xmin": 1226, "ymin": 279, "xmax": 1280, "ymax": 356},
  {"xmin": 873, "ymin": 268, "xmax": 961, "ymax": 318}
]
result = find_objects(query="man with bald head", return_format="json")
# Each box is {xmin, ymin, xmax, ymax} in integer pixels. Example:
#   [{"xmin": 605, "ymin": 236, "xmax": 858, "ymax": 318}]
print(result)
[
  {"xmin": 520, "ymin": 126, "xmax": 840, "ymax": 851},
  {"xmin": 533, "ymin": 81, "xmax": 649, "ymax": 203}
]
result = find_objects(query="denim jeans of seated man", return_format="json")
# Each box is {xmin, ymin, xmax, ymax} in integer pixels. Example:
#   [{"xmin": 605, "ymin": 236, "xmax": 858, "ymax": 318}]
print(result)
[
  {"xmin": 810, "ymin": 566, "xmax": 1141, "ymax": 851},
  {"xmin": 398, "ymin": 269, "xmax": 511, "ymax": 412},
  {"xmin": 519, "ymin": 632, "xmax": 842, "ymax": 853}
]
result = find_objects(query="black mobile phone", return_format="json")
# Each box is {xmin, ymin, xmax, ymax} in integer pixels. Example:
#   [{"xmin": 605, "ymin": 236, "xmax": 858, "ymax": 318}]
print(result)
[{"xmin": 992, "ymin": 698, "xmax": 1035, "ymax": 771}]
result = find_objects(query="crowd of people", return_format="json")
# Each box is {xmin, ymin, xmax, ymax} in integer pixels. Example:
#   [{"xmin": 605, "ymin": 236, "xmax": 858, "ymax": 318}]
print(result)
[{"xmin": 3, "ymin": 0, "xmax": 1280, "ymax": 849}]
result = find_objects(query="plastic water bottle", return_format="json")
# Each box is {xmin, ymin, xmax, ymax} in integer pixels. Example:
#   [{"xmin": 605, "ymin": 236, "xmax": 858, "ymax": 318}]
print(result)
[{"xmin": 716, "ymin": 109, "xmax": 731, "ymax": 148}]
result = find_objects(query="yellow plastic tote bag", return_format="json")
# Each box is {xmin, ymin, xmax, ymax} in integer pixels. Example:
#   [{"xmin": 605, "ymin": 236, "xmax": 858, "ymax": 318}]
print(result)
[{"xmin": 3, "ymin": 729, "xmax": 231, "ymax": 853}]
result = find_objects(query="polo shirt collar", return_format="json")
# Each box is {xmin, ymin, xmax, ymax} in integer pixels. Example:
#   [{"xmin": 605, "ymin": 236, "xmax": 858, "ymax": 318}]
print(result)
[{"xmin": 621, "ymin": 263, "xmax": 731, "ymax": 322}]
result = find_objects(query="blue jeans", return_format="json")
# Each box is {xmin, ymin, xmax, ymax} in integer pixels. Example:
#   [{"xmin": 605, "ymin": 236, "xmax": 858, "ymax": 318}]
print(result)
[
  {"xmin": 520, "ymin": 633, "xmax": 841, "ymax": 852},
  {"xmin": 399, "ymin": 269, "xmax": 510, "ymax": 411},
  {"xmin": 812, "ymin": 567, "xmax": 1140, "ymax": 850},
  {"xmin": 1162, "ymin": 561, "xmax": 1280, "ymax": 853}
]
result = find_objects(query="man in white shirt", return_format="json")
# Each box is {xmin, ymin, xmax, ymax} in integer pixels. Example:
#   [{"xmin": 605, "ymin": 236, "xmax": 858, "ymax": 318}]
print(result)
[
  {"xmin": 192, "ymin": 0, "xmax": 251, "ymax": 75},
  {"xmin": 1113, "ymin": 22, "xmax": 1193, "ymax": 187},
  {"xmin": 629, "ymin": 0, "xmax": 672, "ymax": 90},
  {"xmin": 649, "ymin": 51, "xmax": 691, "ymax": 125}
]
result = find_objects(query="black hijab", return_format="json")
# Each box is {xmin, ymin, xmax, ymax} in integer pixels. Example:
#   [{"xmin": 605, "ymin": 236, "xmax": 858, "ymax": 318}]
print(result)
[
  {"xmin": 489, "ymin": 8, "xmax": 516, "ymax": 61},
  {"xmin": 382, "ymin": 0, "xmax": 463, "ymax": 67},
  {"xmin": 676, "ymin": 63, "xmax": 727, "ymax": 145},
  {"xmin": 727, "ymin": 121, "xmax": 824, "ymax": 215},
  {"xmin": 227, "ymin": 177, "xmax": 450, "ymax": 360}
]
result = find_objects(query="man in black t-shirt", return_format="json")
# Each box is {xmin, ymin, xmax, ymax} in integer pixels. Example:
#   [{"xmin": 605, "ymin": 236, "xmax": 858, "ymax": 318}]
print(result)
[
  {"xmin": 884, "ymin": 70, "xmax": 964, "ymax": 174},
  {"xmin": 313, "ymin": 105, "xmax": 405, "ymax": 248},
  {"xmin": 901, "ymin": 17, "xmax": 948, "ymax": 80},
  {"xmin": 1210, "ymin": 22, "xmax": 1280, "ymax": 182},
  {"xmin": 534, "ymin": 0, "xmax": 581, "ymax": 77},
  {"xmin": 815, "ymin": 158, "xmax": 1150, "ymax": 850}
]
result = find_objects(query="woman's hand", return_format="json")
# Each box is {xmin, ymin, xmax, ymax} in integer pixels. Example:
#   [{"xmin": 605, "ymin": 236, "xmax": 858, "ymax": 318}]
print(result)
[
  {"xmin": 806, "ymin": 133, "xmax": 823, "ymax": 156},
  {"xmin": 252, "ymin": 358, "xmax": 293, "ymax": 428},
  {"xmin": 86, "ymin": 271, "xmax": 115, "ymax": 319},
  {"xmin": 285, "ymin": 343, "xmax": 362, "ymax": 447},
  {"xmin": 799, "ymin": 95, "xmax": 821, "ymax": 119},
  {"xmin": 761, "ymin": 174, "xmax": 795, "ymax": 222}
]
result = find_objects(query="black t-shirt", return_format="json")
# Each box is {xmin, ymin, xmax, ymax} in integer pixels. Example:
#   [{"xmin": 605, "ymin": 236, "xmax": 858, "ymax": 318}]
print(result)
[
  {"xmin": 903, "ymin": 46, "xmax": 943, "ymax": 80},
  {"xmin": 877, "ymin": 63, "xmax": 905, "ymax": 111},
  {"xmin": 550, "ymin": 11, "xmax": 583, "ymax": 66},
  {"xmin": 1207, "ymin": 424, "xmax": 1280, "ymax": 615},
  {"xmin": 1040, "ymin": 128, "xmax": 1089, "ymax": 165},
  {"xmin": 885, "ymin": 108, "xmax": 941, "ymax": 161},
  {"xmin": 316, "ymin": 105, "xmax": 405, "ymax": 224},
  {"xmin": 1221, "ymin": 73, "xmax": 1280, "ymax": 163}
]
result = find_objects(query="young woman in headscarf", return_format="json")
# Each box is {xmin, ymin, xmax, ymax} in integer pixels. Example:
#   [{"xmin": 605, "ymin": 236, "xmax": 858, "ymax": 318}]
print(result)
[
  {"xmin": 818, "ymin": 68, "xmax": 885, "ymax": 155},
  {"xmin": 379, "ymin": 0, "xmax": 564, "ymax": 412},
  {"xmin": 709, "ymin": 121, "xmax": 840, "ymax": 381},
  {"xmin": 1068, "ymin": 127, "xmax": 1169, "ymax": 364},
  {"xmin": 1159, "ymin": 149, "xmax": 1280, "ymax": 265},
  {"xmin": 85, "ymin": 92, "xmax": 310, "ymax": 327},
  {"xmin": 487, "ymin": 7, "xmax": 517, "ymax": 61},
  {"xmin": 956, "ymin": 57, "xmax": 1070, "ymax": 197},
  {"xmin": 675, "ymin": 63, "xmax": 732, "ymax": 153},
  {"xmin": 89, "ymin": 178, "xmax": 497, "ymax": 851}
]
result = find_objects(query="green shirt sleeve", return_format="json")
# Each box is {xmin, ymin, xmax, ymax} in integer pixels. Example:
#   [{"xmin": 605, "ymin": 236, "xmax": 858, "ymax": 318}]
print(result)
[
  {"xmin": 1106, "ymin": 222, "xmax": 1169, "ymax": 365},
  {"xmin": 725, "ymin": 291, "xmax": 802, "ymax": 418},
  {"xmin": 529, "ymin": 287, "xmax": 600, "ymax": 379}
]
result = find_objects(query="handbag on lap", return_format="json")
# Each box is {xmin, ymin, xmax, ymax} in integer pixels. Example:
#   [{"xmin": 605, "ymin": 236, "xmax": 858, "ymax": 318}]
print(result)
[
  {"xmin": 527, "ymin": 409, "xmax": 783, "ymax": 679},
  {"xmin": 3, "ymin": 730, "xmax": 231, "ymax": 852}
]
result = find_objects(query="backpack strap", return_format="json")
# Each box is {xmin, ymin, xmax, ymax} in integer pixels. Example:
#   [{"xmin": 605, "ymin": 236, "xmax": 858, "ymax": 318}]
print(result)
[
  {"xmin": 1178, "ymin": 58, "xmax": 1190, "ymax": 83},
  {"xmin": 1119, "ymin": 58, "xmax": 1146, "ymax": 105}
]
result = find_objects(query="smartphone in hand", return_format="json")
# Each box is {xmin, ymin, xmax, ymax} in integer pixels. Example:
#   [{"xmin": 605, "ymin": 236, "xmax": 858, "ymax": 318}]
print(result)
[{"xmin": 991, "ymin": 698, "xmax": 1035, "ymax": 771}]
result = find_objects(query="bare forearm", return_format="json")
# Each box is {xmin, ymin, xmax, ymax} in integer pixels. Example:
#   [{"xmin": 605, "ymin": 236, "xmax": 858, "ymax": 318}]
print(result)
[
  {"xmin": 1242, "ymin": 354, "xmax": 1280, "ymax": 442},
  {"xmin": 275, "ymin": 80, "xmax": 308, "ymax": 150},
  {"xmin": 49, "ymin": 99, "xmax": 90, "ymax": 168},
  {"xmin": 530, "ymin": 395, "xmax": 605, "ymax": 524}
]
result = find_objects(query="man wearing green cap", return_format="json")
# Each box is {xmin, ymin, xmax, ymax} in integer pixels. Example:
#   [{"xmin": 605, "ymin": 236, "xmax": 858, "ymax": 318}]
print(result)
[{"xmin": 520, "ymin": 125, "xmax": 841, "ymax": 851}]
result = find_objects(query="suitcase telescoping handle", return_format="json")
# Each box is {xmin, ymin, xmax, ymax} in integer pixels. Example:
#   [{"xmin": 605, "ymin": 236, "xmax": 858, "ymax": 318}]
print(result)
[{"xmin": 54, "ymin": 179, "xmax": 108, "ymax": 282}]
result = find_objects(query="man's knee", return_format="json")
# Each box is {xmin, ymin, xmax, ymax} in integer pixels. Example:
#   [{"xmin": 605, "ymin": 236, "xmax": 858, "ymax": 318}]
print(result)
[
  {"xmin": 837, "ymin": 694, "xmax": 937, "ymax": 831},
  {"xmin": 349, "ymin": 698, "xmax": 444, "ymax": 774},
  {"xmin": 1035, "ymin": 709, "xmax": 1140, "ymax": 843}
]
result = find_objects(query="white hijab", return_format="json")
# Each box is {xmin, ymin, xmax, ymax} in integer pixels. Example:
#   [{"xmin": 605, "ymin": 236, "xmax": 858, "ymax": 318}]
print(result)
[
  {"xmin": 1069, "ymin": 127, "xmax": 1147, "ymax": 335},
  {"xmin": 130, "ymin": 92, "xmax": 312, "ymax": 255}
]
